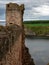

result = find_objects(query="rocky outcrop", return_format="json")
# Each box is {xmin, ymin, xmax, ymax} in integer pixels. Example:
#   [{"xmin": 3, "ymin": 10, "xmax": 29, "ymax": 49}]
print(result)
[
  {"xmin": 0, "ymin": 24, "xmax": 21, "ymax": 60},
  {"xmin": 47, "ymin": 63, "xmax": 49, "ymax": 65},
  {"xmin": 22, "ymin": 24, "xmax": 35, "ymax": 65},
  {"xmin": 22, "ymin": 45, "xmax": 35, "ymax": 65},
  {"xmin": 0, "ymin": 24, "xmax": 35, "ymax": 65}
]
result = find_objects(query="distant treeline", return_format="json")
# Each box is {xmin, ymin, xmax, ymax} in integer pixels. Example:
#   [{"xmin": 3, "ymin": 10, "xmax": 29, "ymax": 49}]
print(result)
[{"xmin": 23, "ymin": 20, "xmax": 49, "ymax": 24}]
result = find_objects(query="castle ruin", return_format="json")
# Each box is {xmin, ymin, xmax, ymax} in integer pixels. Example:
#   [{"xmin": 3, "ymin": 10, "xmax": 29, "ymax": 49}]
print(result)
[{"xmin": 0, "ymin": 3, "xmax": 35, "ymax": 65}]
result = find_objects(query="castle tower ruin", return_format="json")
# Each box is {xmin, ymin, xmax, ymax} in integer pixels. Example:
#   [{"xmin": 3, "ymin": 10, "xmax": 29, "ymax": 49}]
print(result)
[
  {"xmin": 6, "ymin": 3, "xmax": 24, "ymax": 26},
  {"xmin": 5, "ymin": 3, "xmax": 25, "ymax": 65},
  {"xmin": 0, "ymin": 3, "xmax": 35, "ymax": 65}
]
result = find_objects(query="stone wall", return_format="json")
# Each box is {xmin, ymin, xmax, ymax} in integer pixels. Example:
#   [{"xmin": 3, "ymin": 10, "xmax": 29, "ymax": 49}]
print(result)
[
  {"xmin": 0, "ymin": 3, "xmax": 35, "ymax": 65},
  {"xmin": 0, "ymin": 24, "xmax": 22, "ymax": 65},
  {"xmin": 6, "ymin": 3, "xmax": 24, "ymax": 26},
  {"xmin": 6, "ymin": 3, "xmax": 25, "ymax": 65}
]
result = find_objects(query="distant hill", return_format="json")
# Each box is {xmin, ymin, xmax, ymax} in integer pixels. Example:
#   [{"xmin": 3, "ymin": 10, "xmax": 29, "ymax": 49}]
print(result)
[{"xmin": 23, "ymin": 20, "xmax": 49, "ymax": 24}]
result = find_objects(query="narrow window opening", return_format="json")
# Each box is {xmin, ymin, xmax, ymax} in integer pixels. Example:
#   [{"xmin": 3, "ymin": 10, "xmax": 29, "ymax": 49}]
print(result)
[{"xmin": 7, "ymin": 5, "xmax": 9, "ymax": 7}]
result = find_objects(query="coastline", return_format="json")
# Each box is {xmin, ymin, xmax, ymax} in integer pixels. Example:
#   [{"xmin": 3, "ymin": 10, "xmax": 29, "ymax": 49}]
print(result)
[{"xmin": 25, "ymin": 35, "xmax": 49, "ymax": 39}]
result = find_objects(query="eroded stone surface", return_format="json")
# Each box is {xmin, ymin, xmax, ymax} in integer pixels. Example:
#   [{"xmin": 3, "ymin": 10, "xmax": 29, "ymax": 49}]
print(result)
[{"xmin": 0, "ymin": 3, "xmax": 35, "ymax": 65}]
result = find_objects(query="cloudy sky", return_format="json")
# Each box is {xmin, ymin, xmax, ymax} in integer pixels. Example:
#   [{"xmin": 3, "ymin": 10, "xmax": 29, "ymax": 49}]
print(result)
[{"xmin": 0, "ymin": 0, "xmax": 49, "ymax": 21}]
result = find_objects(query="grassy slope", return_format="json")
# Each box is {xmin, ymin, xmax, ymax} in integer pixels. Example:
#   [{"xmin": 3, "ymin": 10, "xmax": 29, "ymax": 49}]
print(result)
[
  {"xmin": 23, "ymin": 20, "xmax": 49, "ymax": 36},
  {"xmin": 24, "ymin": 23, "xmax": 49, "ymax": 27}
]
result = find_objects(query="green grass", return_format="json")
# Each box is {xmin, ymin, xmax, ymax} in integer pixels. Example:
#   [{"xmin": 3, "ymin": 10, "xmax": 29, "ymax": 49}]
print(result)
[
  {"xmin": 24, "ymin": 23, "xmax": 49, "ymax": 35},
  {"xmin": 24, "ymin": 23, "xmax": 49, "ymax": 27}
]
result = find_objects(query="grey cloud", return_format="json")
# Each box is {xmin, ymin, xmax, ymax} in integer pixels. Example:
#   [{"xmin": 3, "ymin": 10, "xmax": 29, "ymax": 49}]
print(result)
[
  {"xmin": 0, "ymin": 9, "xmax": 5, "ymax": 15},
  {"xmin": 0, "ymin": 0, "xmax": 49, "ymax": 20},
  {"xmin": 0, "ymin": 11, "xmax": 5, "ymax": 20},
  {"xmin": 25, "ymin": 3, "xmax": 32, "ymax": 10},
  {"xmin": 0, "ymin": 4, "xmax": 5, "ymax": 20},
  {"xmin": 31, "ymin": 0, "xmax": 49, "ymax": 7},
  {"xmin": 38, "ymin": 16, "xmax": 49, "ymax": 20},
  {"xmin": 0, "ymin": 4, "xmax": 5, "ymax": 16}
]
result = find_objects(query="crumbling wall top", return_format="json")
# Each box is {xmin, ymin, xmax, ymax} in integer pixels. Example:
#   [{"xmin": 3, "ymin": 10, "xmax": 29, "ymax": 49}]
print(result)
[{"xmin": 6, "ymin": 3, "xmax": 25, "ymax": 12}]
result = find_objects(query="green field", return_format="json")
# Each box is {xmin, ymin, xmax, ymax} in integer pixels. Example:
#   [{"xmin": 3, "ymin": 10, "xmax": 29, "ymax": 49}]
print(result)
[
  {"xmin": 24, "ymin": 20, "xmax": 49, "ymax": 28},
  {"xmin": 24, "ymin": 21, "xmax": 49, "ymax": 36},
  {"xmin": 24, "ymin": 23, "xmax": 49, "ymax": 27}
]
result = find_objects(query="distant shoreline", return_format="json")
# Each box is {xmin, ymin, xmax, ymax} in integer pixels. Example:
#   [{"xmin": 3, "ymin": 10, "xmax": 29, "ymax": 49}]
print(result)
[{"xmin": 25, "ymin": 35, "xmax": 49, "ymax": 39}]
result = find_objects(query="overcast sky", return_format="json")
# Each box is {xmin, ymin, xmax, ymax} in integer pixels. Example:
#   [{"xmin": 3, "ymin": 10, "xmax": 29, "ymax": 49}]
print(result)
[{"xmin": 0, "ymin": 0, "xmax": 49, "ymax": 21}]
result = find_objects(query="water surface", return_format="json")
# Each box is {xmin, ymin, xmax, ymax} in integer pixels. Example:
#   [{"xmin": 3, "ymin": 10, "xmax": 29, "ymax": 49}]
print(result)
[{"xmin": 25, "ymin": 38, "xmax": 49, "ymax": 65}]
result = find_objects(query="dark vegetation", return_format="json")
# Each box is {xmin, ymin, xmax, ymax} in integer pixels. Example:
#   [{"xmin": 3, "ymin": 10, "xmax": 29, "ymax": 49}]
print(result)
[{"xmin": 24, "ymin": 20, "xmax": 49, "ymax": 24}]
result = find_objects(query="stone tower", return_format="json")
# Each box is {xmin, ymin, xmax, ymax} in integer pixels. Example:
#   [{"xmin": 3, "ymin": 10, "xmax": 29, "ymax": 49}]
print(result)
[
  {"xmin": 6, "ymin": 3, "xmax": 24, "ymax": 26},
  {"xmin": 0, "ymin": 3, "xmax": 35, "ymax": 65},
  {"xmin": 5, "ymin": 3, "xmax": 25, "ymax": 65}
]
